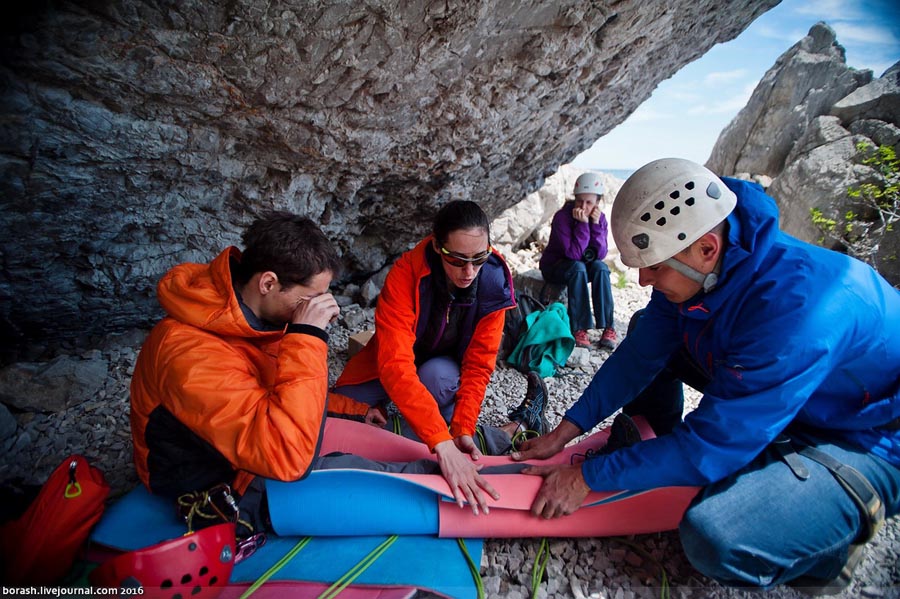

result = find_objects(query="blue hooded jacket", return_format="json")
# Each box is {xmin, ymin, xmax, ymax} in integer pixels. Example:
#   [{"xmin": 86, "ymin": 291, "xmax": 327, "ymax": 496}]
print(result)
[{"xmin": 565, "ymin": 178, "xmax": 900, "ymax": 491}]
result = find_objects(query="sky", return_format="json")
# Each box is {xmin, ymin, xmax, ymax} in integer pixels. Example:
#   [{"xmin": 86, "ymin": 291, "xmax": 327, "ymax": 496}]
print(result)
[{"xmin": 571, "ymin": 0, "xmax": 900, "ymax": 172}]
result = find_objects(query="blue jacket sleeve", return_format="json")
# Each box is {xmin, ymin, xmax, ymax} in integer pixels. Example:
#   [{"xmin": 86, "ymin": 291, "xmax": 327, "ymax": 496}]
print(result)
[
  {"xmin": 564, "ymin": 295, "xmax": 679, "ymax": 431},
  {"xmin": 579, "ymin": 295, "xmax": 840, "ymax": 492}
]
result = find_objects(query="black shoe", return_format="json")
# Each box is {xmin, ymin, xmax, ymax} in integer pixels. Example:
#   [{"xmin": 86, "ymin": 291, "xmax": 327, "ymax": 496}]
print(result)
[
  {"xmin": 597, "ymin": 413, "xmax": 642, "ymax": 455},
  {"xmin": 508, "ymin": 371, "xmax": 550, "ymax": 436},
  {"xmin": 788, "ymin": 543, "xmax": 865, "ymax": 596}
]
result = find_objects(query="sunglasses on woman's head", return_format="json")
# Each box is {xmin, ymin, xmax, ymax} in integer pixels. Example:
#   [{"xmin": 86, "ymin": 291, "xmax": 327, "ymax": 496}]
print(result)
[{"xmin": 439, "ymin": 246, "xmax": 492, "ymax": 267}]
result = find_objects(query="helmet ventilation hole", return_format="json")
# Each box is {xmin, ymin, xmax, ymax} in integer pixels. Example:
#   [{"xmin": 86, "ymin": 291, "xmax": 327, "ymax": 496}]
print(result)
[
  {"xmin": 685, "ymin": 197, "xmax": 695, "ymax": 206},
  {"xmin": 670, "ymin": 206, "xmax": 680, "ymax": 215},
  {"xmin": 670, "ymin": 190, "xmax": 680, "ymax": 199},
  {"xmin": 678, "ymin": 233, "xmax": 686, "ymax": 240},
  {"xmin": 685, "ymin": 181, "xmax": 695, "ymax": 190},
  {"xmin": 640, "ymin": 212, "xmax": 651, "ymax": 222},
  {"xmin": 656, "ymin": 217, "xmax": 666, "ymax": 226},
  {"xmin": 654, "ymin": 201, "xmax": 665, "ymax": 210}
]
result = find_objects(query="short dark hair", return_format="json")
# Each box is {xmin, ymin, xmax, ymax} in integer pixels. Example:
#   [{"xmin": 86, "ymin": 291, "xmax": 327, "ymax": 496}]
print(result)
[
  {"xmin": 432, "ymin": 200, "xmax": 490, "ymax": 246},
  {"xmin": 235, "ymin": 211, "xmax": 341, "ymax": 287}
]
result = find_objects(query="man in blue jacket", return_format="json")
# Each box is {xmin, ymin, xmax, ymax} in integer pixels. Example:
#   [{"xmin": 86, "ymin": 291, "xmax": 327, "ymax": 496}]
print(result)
[{"xmin": 513, "ymin": 158, "xmax": 900, "ymax": 593}]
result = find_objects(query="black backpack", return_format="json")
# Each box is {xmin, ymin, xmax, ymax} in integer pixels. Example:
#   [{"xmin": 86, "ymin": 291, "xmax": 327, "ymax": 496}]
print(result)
[{"xmin": 500, "ymin": 291, "xmax": 546, "ymax": 363}]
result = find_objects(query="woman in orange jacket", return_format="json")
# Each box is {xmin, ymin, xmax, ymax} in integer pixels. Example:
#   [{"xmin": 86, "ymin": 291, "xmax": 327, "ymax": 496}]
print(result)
[{"xmin": 334, "ymin": 200, "xmax": 549, "ymax": 515}]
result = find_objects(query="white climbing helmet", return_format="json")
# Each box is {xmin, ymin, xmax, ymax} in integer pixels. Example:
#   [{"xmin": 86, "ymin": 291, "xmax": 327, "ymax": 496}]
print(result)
[
  {"xmin": 611, "ymin": 158, "xmax": 736, "ymax": 269},
  {"xmin": 573, "ymin": 172, "xmax": 605, "ymax": 197}
]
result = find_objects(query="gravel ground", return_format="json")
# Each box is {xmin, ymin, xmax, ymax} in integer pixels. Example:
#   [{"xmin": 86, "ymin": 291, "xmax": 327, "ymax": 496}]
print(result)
[{"xmin": 1, "ymin": 269, "xmax": 897, "ymax": 598}]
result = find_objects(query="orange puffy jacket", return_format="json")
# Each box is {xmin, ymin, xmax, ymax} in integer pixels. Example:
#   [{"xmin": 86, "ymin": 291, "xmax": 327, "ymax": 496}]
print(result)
[
  {"xmin": 336, "ymin": 237, "xmax": 515, "ymax": 449},
  {"xmin": 130, "ymin": 247, "xmax": 367, "ymax": 496}
]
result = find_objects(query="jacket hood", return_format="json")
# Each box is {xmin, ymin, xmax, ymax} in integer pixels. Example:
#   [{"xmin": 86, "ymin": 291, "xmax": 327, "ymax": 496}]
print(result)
[
  {"xmin": 156, "ymin": 247, "xmax": 276, "ymax": 339},
  {"xmin": 679, "ymin": 177, "xmax": 780, "ymax": 321}
]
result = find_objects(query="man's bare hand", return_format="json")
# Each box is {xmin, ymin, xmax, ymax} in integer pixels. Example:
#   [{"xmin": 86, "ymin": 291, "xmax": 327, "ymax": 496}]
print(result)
[
  {"xmin": 510, "ymin": 419, "xmax": 579, "ymax": 462},
  {"xmin": 523, "ymin": 464, "xmax": 591, "ymax": 519},
  {"xmin": 291, "ymin": 293, "xmax": 340, "ymax": 329},
  {"xmin": 588, "ymin": 205, "xmax": 602, "ymax": 224},
  {"xmin": 365, "ymin": 406, "xmax": 387, "ymax": 427},
  {"xmin": 455, "ymin": 434, "xmax": 483, "ymax": 461},
  {"xmin": 509, "ymin": 434, "xmax": 564, "ymax": 461},
  {"xmin": 434, "ymin": 440, "xmax": 499, "ymax": 516}
]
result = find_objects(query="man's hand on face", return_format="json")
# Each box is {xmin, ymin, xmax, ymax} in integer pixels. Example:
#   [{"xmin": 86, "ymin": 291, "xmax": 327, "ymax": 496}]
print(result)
[
  {"xmin": 588, "ymin": 205, "xmax": 602, "ymax": 224},
  {"xmin": 291, "ymin": 293, "xmax": 340, "ymax": 329}
]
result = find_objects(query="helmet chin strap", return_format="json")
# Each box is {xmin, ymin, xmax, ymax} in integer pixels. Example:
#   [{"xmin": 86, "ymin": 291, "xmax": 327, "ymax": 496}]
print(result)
[{"xmin": 662, "ymin": 258, "xmax": 719, "ymax": 293}]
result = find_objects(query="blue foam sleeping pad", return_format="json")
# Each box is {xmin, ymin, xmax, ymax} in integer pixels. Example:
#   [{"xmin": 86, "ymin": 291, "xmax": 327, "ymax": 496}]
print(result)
[{"xmin": 89, "ymin": 483, "xmax": 481, "ymax": 599}]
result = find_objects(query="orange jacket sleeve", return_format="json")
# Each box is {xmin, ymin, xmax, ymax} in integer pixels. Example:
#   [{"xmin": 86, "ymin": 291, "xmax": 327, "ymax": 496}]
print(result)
[{"xmin": 327, "ymin": 391, "xmax": 370, "ymax": 418}]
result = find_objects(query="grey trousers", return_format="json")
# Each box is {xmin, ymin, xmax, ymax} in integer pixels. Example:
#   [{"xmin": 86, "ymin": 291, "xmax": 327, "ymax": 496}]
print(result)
[{"xmin": 333, "ymin": 355, "xmax": 513, "ymax": 455}]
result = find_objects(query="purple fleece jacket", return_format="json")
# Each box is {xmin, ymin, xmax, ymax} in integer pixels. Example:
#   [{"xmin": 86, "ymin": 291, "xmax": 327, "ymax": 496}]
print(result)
[{"xmin": 539, "ymin": 201, "xmax": 609, "ymax": 272}]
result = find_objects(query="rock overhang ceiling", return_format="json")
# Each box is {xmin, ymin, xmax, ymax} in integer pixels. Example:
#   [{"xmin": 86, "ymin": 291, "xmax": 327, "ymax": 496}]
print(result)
[{"xmin": 0, "ymin": 0, "xmax": 778, "ymax": 353}]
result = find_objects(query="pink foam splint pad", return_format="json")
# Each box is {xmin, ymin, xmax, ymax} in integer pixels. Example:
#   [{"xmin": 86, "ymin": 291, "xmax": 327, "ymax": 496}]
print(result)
[{"xmin": 266, "ymin": 417, "xmax": 699, "ymax": 538}]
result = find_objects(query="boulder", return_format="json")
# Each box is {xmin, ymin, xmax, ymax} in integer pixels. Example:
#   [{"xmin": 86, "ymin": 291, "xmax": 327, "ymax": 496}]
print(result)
[
  {"xmin": 707, "ymin": 22, "xmax": 871, "ymax": 179},
  {"xmin": 707, "ymin": 23, "xmax": 898, "ymax": 286},
  {"xmin": 0, "ymin": 354, "xmax": 109, "ymax": 413}
]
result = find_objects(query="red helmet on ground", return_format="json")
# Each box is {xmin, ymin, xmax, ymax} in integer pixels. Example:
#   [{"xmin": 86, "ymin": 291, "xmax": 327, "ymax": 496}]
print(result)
[{"xmin": 89, "ymin": 523, "xmax": 235, "ymax": 598}]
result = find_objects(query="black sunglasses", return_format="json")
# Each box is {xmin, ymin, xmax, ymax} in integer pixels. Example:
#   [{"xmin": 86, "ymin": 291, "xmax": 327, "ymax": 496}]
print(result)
[{"xmin": 439, "ymin": 246, "xmax": 492, "ymax": 267}]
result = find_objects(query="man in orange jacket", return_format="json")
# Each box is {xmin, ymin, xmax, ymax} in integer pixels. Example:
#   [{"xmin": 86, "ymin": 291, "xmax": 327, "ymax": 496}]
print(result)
[{"xmin": 131, "ymin": 212, "xmax": 440, "ymax": 530}]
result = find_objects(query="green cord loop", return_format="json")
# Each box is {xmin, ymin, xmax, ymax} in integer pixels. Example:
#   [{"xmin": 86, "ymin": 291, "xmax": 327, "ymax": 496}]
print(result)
[
  {"xmin": 317, "ymin": 535, "xmax": 399, "ymax": 599},
  {"xmin": 457, "ymin": 538, "xmax": 485, "ymax": 599},
  {"xmin": 475, "ymin": 426, "xmax": 488, "ymax": 455},
  {"xmin": 239, "ymin": 536, "xmax": 311, "ymax": 599},
  {"xmin": 531, "ymin": 537, "xmax": 549, "ymax": 598}
]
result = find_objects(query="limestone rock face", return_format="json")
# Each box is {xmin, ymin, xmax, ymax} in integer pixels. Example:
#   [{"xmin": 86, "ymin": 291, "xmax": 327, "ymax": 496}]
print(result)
[
  {"xmin": 0, "ymin": 0, "xmax": 777, "ymax": 356},
  {"xmin": 706, "ymin": 23, "xmax": 899, "ymax": 287},
  {"xmin": 706, "ymin": 22, "xmax": 872, "ymax": 179}
]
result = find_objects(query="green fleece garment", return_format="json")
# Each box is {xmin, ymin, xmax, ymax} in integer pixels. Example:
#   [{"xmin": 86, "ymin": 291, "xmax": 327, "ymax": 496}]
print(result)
[{"xmin": 507, "ymin": 302, "xmax": 575, "ymax": 377}]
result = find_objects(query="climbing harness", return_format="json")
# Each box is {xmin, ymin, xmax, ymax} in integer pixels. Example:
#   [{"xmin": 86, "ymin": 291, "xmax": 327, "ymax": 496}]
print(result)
[
  {"xmin": 772, "ymin": 435, "xmax": 885, "ymax": 544},
  {"xmin": 177, "ymin": 483, "xmax": 266, "ymax": 563}
]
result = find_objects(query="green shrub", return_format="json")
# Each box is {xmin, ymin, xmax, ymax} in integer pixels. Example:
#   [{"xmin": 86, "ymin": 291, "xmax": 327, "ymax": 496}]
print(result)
[{"xmin": 810, "ymin": 142, "xmax": 899, "ymax": 268}]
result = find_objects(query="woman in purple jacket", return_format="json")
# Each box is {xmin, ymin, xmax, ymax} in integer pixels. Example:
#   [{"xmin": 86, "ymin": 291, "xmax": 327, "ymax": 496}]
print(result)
[{"xmin": 539, "ymin": 172, "xmax": 616, "ymax": 349}]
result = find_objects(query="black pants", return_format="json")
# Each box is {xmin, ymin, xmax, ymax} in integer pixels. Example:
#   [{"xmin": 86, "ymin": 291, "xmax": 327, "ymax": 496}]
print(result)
[{"xmin": 621, "ymin": 309, "xmax": 710, "ymax": 435}]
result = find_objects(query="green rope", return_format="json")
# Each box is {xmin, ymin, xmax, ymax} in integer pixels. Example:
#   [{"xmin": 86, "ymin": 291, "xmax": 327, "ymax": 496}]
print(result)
[
  {"xmin": 510, "ymin": 427, "xmax": 540, "ymax": 452},
  {"xmin": 392, "ymin": 414, "xmax": 402, "ymax": 435},
  {"xmin": 456, "ymin": 538, "xmax": 485, "ymax": 599},
  {"xmin": 475, "ymin": 426, "xmax": 488, "ymax": 454},
  {"xmin": 531, "ymin": 537, "xmax": 549, "ymax": 598},
  {"xmin": 239, "ymin": 536, "xmax": 311, "ymax": 599},
  {"xmin": 610, "ymin": 536, "xmax": 670, "ymax": 599},
  {"xmin": 317, "ymin": 535, "xmax": 399, "ymax": 599}
]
